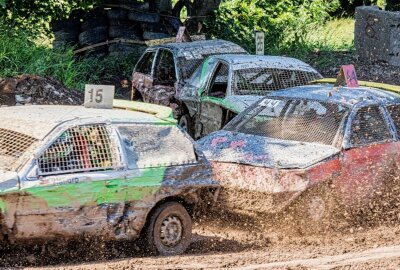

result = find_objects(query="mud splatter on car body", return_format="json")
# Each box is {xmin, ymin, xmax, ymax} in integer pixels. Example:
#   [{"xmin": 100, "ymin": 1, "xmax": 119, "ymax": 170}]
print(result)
[
  {"xmin": 131, "ymin": 39, "xmax": 247, "ymax": 109},
  {"xmin": 0, "ymin": 101, "xmax": 218, "ymax": 251},
  {"xmin": 178, "ymin": 55, "xmax": 322, "ymax": 138},
  {"xmin": 198, "ymin": 84, "xmax": 400, "ymax": 217}
]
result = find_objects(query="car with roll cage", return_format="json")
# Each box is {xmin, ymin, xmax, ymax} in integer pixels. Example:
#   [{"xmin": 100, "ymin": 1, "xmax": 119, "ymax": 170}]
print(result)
[
  {"xmin": 178, "ymin": 55, "xmax": 322, "ymax": 139},
  {"xmin": 131, "ymin": 39, "xmax": 247, "ymax": 108},
  {"xmin": 198, "ymin": 84, "xmax": 400, "ymax": 231},
  {"xmin": 0, "ymin": 100, "xmax": 218, "ymax": 256}
]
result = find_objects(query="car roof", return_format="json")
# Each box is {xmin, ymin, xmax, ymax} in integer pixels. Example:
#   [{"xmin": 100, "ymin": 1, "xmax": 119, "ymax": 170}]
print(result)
[
  {"xmin": 151, "ymin": 39, "xmax": 247, "ymax": 58},
  {"xmin": 268, "ymin": 84, "xmax": 400, "ymax": 107},
  {"xmin": 207, "ymin": 54, "xmax": 321, "ymax": 74},
  {"xmin": 0, "ymin": 105, "xmax": 172, "ymax": 140}
]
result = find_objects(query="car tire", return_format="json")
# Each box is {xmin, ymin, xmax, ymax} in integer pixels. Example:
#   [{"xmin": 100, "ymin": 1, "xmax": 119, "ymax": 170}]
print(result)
[
  {"xmin": 145, "ymin": 202, "xmax": 192, "ymax": 256},
  {"xmin": 288, "ymin": 183, "xmax": 343, "ymax": 235},
  {"xmin": 178, "ymin": 114, "xmax": 194, "ymax": 138},
  {"xmin": 79, "ymin": 27, "xmax": 108, "ymax": 46},
  {"xmin": 109, "ymin": 26, "xmax": 140, "ymax": 39}
]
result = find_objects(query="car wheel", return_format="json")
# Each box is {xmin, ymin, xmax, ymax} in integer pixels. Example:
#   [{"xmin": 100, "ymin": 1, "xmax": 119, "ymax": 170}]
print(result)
[
  {"xmin": 146, "ymin": 202, "xmax": 192, "ymax": 256},
  {"xmin": 178, "ymin": 114, "xmax": 194, "ymax": 138},
  {"xmin": 289, "ymin": 184, "xmax": 342, "ymax": 235}
]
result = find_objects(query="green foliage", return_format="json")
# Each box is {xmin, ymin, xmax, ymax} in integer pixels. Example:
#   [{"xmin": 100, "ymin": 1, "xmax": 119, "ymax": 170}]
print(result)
[
  {"xmin": 0, "ymin": 24, "xmax": 140, "ymax": 91},
  {"xmin": 0, "ymin": 0, "xmax": 100, "ymax": 34},
  {"xmin": 207, "ymin": 0, "xmax": 340, "ymax": 53}
]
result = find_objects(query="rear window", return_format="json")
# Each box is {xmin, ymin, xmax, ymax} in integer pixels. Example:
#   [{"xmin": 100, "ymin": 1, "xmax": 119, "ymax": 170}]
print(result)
[
  {"xmin": 135, "ymin": 51, "xmax": 156, "ymax": 75},
  {"xmin": 118, "ymin": 125, "xmax": 196, "ymax": 169},
  {"xmin": 0, "ymin": 128, "xmax": 37, "ymax": 170},
  {"xmin": 225, "ymin": 98, "xmax": 348, "ymax": 146},
  {"xmin": 232, "ymin": 68, "xmax": 322, "ymax": 95}
]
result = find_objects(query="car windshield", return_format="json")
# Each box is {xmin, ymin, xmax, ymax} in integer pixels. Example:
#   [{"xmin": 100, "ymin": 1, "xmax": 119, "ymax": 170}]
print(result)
[
  {"xmin": 0, "ymin": 128, "xmax": 37, "ymax": 171},
  {"xmin": 224, "ymin": 98, "xmax": 348, "ymax": 146},
  {"xmin": 232, "ymin": 68, "xmax": 322, "ymax": 95}
]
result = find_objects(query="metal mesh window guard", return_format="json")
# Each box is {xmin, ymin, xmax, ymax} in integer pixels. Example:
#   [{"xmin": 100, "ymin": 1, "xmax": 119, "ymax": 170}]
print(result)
[
  {"xmin": 38, "ymin": 125, "xmax": 119, "ymax": 175},
  {"xmin": 232, "ymin": 68, "xmax": 321, "ymax": 95},
  {"xmin": 178, "ymin": 52, "xmax": 243, "ymax": 80},
  {"xmin": 350, "ymin": 106, "xmax": 392, "ymax": 146},
  {"xmin": 227, "ymin": 98, "xmax": 347, "ymax": 146},
  {"xmin": 118, "ymin": 125, "xmax": 196, "ymax": 169},
  {"xmin": 387, "ymin": 105, "xmax": 400, "ymax": 136},
  {"xmin": 0, "ymin": 128, "xmax": 37, "ymax": 170}
]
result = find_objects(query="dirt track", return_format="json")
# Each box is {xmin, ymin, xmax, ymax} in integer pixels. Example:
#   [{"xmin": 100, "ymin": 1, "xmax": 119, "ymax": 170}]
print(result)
[{"xmin": 0, "ymin": 212, "xmax": 394, "ymax": 270}]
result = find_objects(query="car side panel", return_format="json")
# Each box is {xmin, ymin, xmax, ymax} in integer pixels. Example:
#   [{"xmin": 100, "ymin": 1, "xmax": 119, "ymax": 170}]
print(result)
[{"xmin": 334, "ymin": 142, "xmax": 398, "ymax": 207}]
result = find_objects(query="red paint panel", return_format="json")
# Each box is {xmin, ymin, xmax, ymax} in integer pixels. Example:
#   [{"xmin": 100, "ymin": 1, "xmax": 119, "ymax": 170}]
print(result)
[{"xmin": 307, "ymin": 157, "xmax": 341, "ymax": 186}]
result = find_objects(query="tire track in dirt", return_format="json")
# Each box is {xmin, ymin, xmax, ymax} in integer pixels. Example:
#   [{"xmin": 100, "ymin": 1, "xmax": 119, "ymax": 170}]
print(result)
[{"xmin": 235, "ymin": 245, "xmax": 400, "ymax": 270}]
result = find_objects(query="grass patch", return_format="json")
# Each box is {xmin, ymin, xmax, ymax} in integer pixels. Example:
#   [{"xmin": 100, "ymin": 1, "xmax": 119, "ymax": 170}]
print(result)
[
  {"xmin": 0, "ymin": 26, "xmax": 142, "ymax": 91},
  {"xmin": 268, "ymin": 18, "xmax": 355, "ymax": 70}
]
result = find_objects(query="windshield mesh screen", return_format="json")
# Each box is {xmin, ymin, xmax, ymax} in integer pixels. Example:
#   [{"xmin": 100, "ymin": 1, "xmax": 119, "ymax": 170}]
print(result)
[
  {"xmin": 226, "ymin": 99, "xmax": 347, "ymax": 146},
  {"xmin": 38, "ymin": 125, "xmax": 120, "ymax": 175},
  {"xmin": 0, "ymin": 128, "xmax": 37, "ymax": 158},
  {"xmin": 232, "ymin": 68, "xmax": 321, "ymax": 95}
]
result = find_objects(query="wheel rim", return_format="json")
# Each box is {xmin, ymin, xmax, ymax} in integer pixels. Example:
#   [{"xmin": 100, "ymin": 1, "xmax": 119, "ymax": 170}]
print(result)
[{"xmin": 160, "ymin": 215, "xmax": 183, "ymax": 247}]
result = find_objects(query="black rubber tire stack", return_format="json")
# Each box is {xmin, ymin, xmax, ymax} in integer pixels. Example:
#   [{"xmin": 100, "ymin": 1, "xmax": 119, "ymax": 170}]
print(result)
[{"xmin": 51, "ymin": 0, "xmax": 181, "ymax": 58}]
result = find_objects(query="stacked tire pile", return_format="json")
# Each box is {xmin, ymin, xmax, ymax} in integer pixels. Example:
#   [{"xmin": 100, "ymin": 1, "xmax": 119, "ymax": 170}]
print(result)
[{"xmin": 52, "ymin": 0, "xmax": 181, "ymax": 58}]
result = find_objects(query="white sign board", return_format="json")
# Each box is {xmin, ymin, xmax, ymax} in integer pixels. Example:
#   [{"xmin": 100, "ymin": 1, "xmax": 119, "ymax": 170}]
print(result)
[
  {"xmin": 84, "ymin": 84, "xmax": 115, "ymax": 109},
  {"xmin": 255, "ymin": 31, "xmax": 265, "ymax": 55}
]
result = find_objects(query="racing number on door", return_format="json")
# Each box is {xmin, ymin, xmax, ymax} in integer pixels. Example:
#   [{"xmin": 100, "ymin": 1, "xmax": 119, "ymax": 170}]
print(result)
[{"xmin": 88, "ymin": 88, "xmax": 103, "ymax": 103}]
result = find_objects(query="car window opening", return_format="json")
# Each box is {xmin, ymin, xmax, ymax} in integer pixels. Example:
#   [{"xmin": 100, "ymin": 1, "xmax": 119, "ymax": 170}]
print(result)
[
  {"xmin": 136, "ymin": 51, "xmax": 157, "ymax": 75},
  {"xmin": 117, "ymin": 125, "xmax": 197, "ymax": 169},
  {"xmin": 154, "ymin": 50, "xmax": 176, "ymax": 86},
  {"xmin": 233, "ymin": 68, "xmax": 321, "ymax": 95},
  {"xmin": 38, "ymin": 125, "xmax": 119, "ymax": 175},
  {"xmin": 209, "ymin": 63, "xmax": 229, "ymax": 98},
  {"xmin": 225, "ymin": 98, "xmax": 348, "ymax": 146},
  {"xmin": 350, "ymin": 105, "xmax": 392, "ymax": 146}
]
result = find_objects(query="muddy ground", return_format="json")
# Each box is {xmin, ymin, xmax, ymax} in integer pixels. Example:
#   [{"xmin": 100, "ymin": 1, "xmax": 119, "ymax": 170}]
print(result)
[{"xmin": 0, "ymin": 208, "xmax": 398, "ymax": 270}]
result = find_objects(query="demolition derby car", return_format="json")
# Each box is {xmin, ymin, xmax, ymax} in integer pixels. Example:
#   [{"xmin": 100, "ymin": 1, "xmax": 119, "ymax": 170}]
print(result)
[
  {"xmin": 179, "ymin": 55, "xmax": 322, "ymax": 138},
  {"xmin": 199, "ymin": 84, "xmax": 400, "ymax": 226},
  {"xmin": 0, "ymin": 100, "xmax": 218, "ymax": 255},
  {"xmin": 131, "ymin": 39, "xmax": 247, "ymax": 107}
]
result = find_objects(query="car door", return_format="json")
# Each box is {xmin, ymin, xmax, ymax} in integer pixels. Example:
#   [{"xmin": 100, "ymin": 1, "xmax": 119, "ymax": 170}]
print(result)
[
  {"xmin": 197, "ymin": 61, "xmax": 231, "ymax": 138},
  {"xmin": 336, "ymin": 105, "xmax": 398, "ymax": 207},
  {"xmin": 132, "ymin": 49, "xmax": 157, "ymax": 101},
  {"xmin": 149, "ymin": 49, "xmax": 178, "ymax": 106},
  {"xmin": 16, "ymin": 123, "xmax": 126, "ymax": 240},
  {"xmin": 116, "ymin": 123, "xmax": 197, "ymax": 209}
]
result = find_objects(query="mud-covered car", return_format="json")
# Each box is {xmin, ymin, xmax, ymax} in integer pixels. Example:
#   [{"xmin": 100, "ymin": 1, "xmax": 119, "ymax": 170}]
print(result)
[
  {"xmin": 198, "ymin": 84, "xmax": 400, "ymax": 228},
  {"xmin": 131, "ymin": 39, "xmax": 247, "ymax": 108},
  {"xmin": 0, "ymin": 100, "xmax": 218, "ymax": 255},
  {"xmin": 178, "ymin": 55, "xmax": 322, "ymax": 138}
]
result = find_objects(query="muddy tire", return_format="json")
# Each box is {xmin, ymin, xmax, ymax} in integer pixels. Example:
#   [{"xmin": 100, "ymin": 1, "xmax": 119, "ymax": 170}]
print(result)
[
  {"xmin": 81, "ymin": 18, "xmax": 108, "ymax": 32},
  {"xmin": 143, "ymin": 31, "xmax": 170, "ymax": 40},
  {"xmin": 128, "ymin": 11, "xmax": 160, "ymax": 23},
  {"xmin": 145, "ymin": 202, "xmax": 192, "ymax": 256},
  {"xmin": 178, "ymin": 114, "xmax": 194, "ymax": 138},
  {"xmin": 107, "ymin": 9, "xmax": 128, "ymax": 19},
  {"xmin": 288, "ymin": 184, "xmax": 342, "ymax": 235},
  {"xmin": 109, "ymin": 26, "xmax": 140, "ymax": 39},
  {"xmin": 79, "ymin": 27, "xmax": 108, "ymax": 46}
]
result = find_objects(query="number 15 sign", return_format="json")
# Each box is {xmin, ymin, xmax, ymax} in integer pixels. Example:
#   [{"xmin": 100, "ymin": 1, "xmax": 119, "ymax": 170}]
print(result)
[{"xmin": 84, "ymin": 84, "xmax": 115, "ymax": 109}]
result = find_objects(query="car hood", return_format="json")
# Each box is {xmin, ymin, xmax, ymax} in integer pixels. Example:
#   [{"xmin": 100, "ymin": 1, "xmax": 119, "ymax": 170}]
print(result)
[
  {"xmin": 221, "ymin": 95, "xmax": 263, "ymax": 114},
  {"xmin": 198, "ymin": 130, "xmax": 340, "ymax": 169},
  {"xmin": 0, "ymin": 170, "xmax": 19, "ymax": 192}
]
